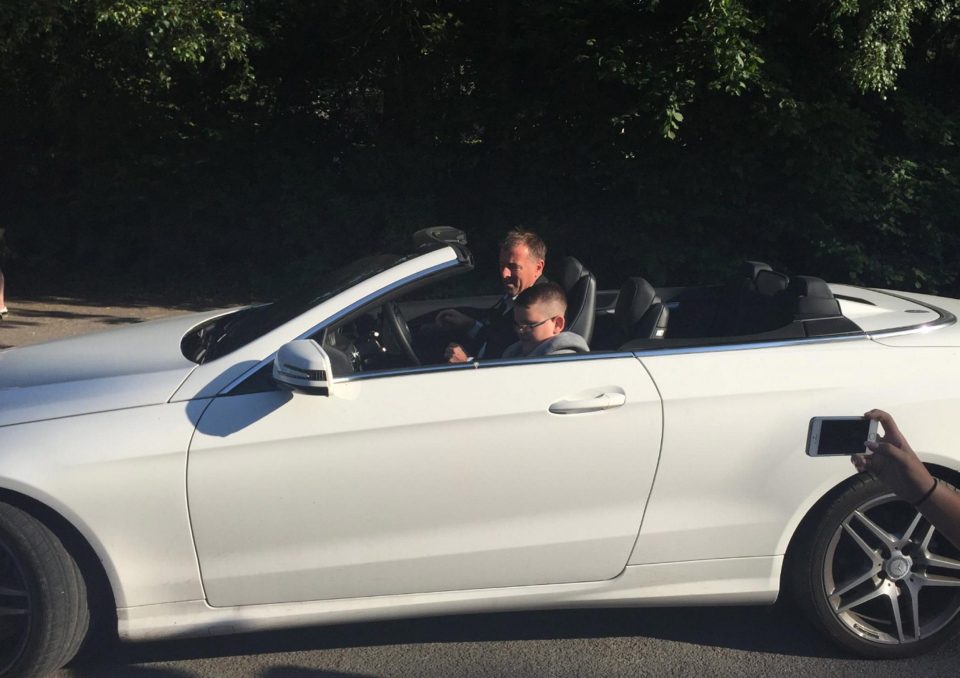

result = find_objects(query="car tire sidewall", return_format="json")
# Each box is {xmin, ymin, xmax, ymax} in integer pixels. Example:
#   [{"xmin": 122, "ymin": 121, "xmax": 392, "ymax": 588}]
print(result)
[{"xmin": 0, "ymin": 502, "xmax": 89, "ymax": 678}]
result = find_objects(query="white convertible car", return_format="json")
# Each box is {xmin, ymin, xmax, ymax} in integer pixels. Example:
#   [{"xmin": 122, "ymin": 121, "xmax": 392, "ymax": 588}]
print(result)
[{"xmin": 2, "ymin": 228, "xmax": 960, "ymax": 675}]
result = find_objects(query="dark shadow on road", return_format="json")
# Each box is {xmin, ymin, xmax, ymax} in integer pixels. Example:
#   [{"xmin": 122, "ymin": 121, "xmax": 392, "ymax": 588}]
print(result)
[
  {"xmin": 102, "ymin": 317, "xmax": 149, "ymax": 325},
  {"xmin": 7, "ymin": 308, "xmax": 131, "ymax": 320},
  {"xmin": 3, "ymin": 307, "xmax": 196, "ymax": 324},
  {"xmin": 0, "ymin": 318, "xmax": 40, "ymax": 327},
  {"xmin": 63, "ymin": 603, "xmax": 876, "ymax": 675}
]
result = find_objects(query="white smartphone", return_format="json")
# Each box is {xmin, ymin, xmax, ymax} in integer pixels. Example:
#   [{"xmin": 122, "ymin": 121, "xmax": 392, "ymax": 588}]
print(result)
[{"xmin": 807, "ymin": 416, "xmax": 879, "ymax": 456}]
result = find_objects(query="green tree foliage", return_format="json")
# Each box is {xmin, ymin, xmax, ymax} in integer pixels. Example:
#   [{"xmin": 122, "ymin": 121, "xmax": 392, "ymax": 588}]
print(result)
[
  {"xmin": 0, "ymin": 1, "xmax": 958, "ymax": 298},
  {"xmin": 94, "ymin": 1, "xmax": 257, "ymax": 105}
]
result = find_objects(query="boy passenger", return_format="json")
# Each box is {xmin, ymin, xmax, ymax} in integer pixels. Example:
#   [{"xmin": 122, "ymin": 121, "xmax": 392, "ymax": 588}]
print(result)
[{"xmin": 502, "ymin": 283, "xmax": 589, "ymax": 358}]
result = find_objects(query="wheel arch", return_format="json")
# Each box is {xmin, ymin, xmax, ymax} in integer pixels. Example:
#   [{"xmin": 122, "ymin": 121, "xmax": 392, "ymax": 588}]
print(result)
[{"xmin": 0, "ymin": 487, "xmax": 118, "ymax": 640}]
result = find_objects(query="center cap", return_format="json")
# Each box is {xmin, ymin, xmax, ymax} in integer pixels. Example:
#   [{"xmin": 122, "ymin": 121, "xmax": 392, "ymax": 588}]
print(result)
[{"xmin": 886, "ymin": 555, "xmax": 912, "ymax": 580}]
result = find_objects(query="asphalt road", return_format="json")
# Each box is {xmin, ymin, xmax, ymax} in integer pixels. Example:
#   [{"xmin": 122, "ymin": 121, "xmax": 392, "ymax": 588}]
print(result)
[
  {"xmin": 4, "ymin": 297, "xmax": 959, "ymax": 677},
  {"xmin": 55, "ymin": 605, "xmax": 960, "ymax": 677}
]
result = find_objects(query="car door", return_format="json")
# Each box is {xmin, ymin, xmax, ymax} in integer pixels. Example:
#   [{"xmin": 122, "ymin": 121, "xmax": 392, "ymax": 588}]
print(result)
[{"xmin": 187, "ymin": 354, "xmax": 662, "ymax": 607}]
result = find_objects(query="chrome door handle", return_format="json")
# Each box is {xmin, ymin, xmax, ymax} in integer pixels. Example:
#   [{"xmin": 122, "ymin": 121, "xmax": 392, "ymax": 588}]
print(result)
[{"xmin": 549, "ymin": 392, "xmax": 626, "ymax": 414}]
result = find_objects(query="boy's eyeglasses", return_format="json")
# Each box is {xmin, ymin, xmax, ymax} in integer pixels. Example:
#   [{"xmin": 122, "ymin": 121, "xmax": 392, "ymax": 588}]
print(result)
[{"xmin": 513, "ymin": 317, "xmax": 554, "ymax": 332}]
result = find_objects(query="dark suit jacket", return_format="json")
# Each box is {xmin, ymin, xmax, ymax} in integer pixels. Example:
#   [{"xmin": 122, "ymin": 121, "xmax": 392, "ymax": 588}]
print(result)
[{"xmin": 469, "ymin": 274, "xmax": 550, "ymax": 359}]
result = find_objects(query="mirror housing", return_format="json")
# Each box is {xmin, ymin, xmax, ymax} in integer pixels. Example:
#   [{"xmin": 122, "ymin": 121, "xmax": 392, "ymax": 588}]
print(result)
[{"xmin": 272, "ymin": 340, "xmax": 334, "ymax": 396}]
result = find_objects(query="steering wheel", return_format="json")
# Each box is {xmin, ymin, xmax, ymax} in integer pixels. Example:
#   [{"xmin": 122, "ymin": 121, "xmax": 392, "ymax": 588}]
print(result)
[{"xmin": 381, "ymin": 302, "xmax": 421, "ymax": 366}]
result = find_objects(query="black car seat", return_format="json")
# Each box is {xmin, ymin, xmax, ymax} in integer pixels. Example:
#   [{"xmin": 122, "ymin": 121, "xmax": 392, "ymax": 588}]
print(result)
[
  {"xmin": 714, "ymin": 261, "xmax": 790, "ymax": 336},
  {"xmin": 615, "ymin": 277, "xmax": 669, "ymax": 345},
  {"xmin": 731, "ymin": 267, "xmax": 791, "ymax": 334},
  {"xmin": 754, "ymin": 268, "xmax": 789, "ymax": 296},
  {"xmin": 558, "ymin": 256, "xmax": 597, "ymax": 344}
]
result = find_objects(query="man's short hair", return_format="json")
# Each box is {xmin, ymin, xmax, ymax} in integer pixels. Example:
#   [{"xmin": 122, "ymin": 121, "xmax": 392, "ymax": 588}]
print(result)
[
  {"xmin": 515, "ymin": 282, "xmax": 567, "ymax": 315},
  {"xmin": 501, "ymin": 229, "xmax": 547, "ymax": 262}
]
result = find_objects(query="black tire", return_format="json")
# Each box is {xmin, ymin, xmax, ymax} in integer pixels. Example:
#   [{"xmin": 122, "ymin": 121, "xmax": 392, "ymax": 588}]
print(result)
[
  {"xmin": 0, "ymin": 502, "xmax": 90, "ymax": 677},
  {"xmin": 791, "ymin": 473, "xmax": 960, "ymax": 658}
]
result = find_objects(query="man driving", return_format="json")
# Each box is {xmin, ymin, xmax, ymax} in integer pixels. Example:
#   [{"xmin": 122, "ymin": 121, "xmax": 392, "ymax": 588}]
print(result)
[{"xmin": 439, "ymin": 229, "xmax": 549, "ymax": 363}]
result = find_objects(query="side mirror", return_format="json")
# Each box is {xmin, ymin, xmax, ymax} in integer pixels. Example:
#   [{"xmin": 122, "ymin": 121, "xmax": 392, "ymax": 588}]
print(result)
[{"xmin": 272, "ymin": 340, "xmax": 334, "ymax": 396}]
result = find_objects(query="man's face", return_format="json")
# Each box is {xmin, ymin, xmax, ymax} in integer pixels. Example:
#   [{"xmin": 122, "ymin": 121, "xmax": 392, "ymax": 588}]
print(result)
[
  {"xmin": 513, "ymin": 302, "xmax": 562, "ymax": 352},
  {"xmin": 499, "ymin": 244, "xmax": 544, "ymax": 297}
]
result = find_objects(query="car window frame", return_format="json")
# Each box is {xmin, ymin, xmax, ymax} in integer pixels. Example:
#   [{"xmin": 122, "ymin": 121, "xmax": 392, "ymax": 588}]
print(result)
[{"xmin": 220, "ymin": 256, "xmax": 470, "ymax": 395}]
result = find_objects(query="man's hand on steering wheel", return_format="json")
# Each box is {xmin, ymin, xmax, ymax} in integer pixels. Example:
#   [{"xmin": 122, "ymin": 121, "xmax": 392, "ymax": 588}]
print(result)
[{"xmin": 444, "ymin": 343, "xmax": 470, "ymax": 363}]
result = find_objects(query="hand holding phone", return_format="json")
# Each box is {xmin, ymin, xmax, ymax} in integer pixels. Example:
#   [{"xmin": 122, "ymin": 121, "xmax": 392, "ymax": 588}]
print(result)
[{"xmin": 807, "ymin": 416, "xmax": 879, "ymax": 457}]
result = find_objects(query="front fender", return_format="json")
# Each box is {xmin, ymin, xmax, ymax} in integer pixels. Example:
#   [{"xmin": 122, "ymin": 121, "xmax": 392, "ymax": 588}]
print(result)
[{"xmin": 0, "ymin": 402, "xmax": 206, "ymax": 607}]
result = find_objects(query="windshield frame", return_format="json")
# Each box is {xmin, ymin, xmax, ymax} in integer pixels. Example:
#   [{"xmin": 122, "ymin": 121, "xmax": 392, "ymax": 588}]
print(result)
[{"xmin": 218, "ymin": 255, "xmax": 467, "ymax": 396}]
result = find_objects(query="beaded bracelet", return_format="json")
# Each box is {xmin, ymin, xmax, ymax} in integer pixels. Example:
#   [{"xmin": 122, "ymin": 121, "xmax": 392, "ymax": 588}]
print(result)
[{"xmin": 913, "ymin": 478, "xmax": 939, "ymax": 507}]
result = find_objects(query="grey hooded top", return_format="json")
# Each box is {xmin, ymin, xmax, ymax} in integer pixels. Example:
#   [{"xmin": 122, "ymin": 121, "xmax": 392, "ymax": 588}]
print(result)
[{"xmin": 501, "ymin": 332, "xmax": 590, "ymax": 359}]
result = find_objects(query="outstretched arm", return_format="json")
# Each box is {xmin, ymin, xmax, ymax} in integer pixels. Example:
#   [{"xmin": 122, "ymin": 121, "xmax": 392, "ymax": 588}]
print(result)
[{"xmin": 852, "ymin": 409, "xmax": 960, "ymax": 548}]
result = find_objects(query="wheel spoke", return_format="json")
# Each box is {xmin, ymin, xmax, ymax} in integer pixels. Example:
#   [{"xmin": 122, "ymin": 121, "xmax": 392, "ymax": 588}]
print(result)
[
  {"xmin": 0, "ymin": 586, "xmax": 27, "ymax": 597},
  {"xmin": 899, "ymin": 512, "xmax": 924, "ymax": 546},
  {"xmin": 924, "ymin": 552, "xmax": 960, "ymax": 571},
  {"xmin": 851, "ymin": 510, "xmax": 897, "ymax": 548},
  {"xmin": 832, "ymin": 563, "xmax": 881, "ymax": 597},
  {"xmin": 838, "ymin": 582, "xmax": 887, "ymax": 612},
  {"xmin": 888, "ymin": 586, "xmax": 906, "ymax": 643},
  {"xmin": 911, "ymin": 589, "xmax": 921, "ymax": 640},
  {"xmin": 921, "ymin": 524, "xmax": 936, "ymax": 551},
  {"xmin": 842, "ymin": 520, "xmax": 883, "ymax": 560},
  {"xmin": 915, "ymin": 573, "xmax": 960, "ymax": 588},
  {"xmin": 901, "ymin": 579, "xmax": 923, "ymax": 641}
]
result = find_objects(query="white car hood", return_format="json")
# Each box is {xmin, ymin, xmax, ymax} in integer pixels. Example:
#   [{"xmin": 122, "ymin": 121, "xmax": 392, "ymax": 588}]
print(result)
[{"xmin": 0, "ymin": 309, "xmax": 231, "ymax": 427}]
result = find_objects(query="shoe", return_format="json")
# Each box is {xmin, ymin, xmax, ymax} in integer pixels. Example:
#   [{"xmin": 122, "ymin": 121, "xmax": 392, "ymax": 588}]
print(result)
[{"xmin": 0, "ymin": 306, "xmax": 7, "ymax": 319}]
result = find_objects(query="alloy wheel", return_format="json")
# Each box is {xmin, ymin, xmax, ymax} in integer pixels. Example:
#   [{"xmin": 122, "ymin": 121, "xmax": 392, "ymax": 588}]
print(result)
[{"xmin": 823, "ymin": 492, "xmax": 960, "ymax": 645}]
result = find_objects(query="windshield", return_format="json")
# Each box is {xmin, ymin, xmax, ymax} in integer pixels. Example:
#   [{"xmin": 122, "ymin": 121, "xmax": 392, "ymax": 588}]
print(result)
[{"xmin": 182, "ymin": 253, "xmax": 405, "ymax": 363}]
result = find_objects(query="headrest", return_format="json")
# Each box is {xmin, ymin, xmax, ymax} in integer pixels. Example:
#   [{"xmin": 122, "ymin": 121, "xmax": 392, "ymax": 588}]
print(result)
[
  {"xmin": 616, "ymin": 277, "xmax": 657, "ymax": 331},
  {"xmin": 789, "ymin": 275, "xmax": 841, "ymax": 319},
  {"xmin": 729, "ymin": 260, "xmax": 772, "ymax": 290},
  {"xmin": 559, "ymin": 256, "xmax": 587, "ymax": 290},
  {"xmin": 788, "ymin": 275, "xmax": 833, "ymax": 299},
  {"xmin": 755, "ymin": 269, "xmax": 789, "ymax": 296},
  {"xmin": 742, "ymin": 260, "xmax": 772, "ymax": 281}
]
